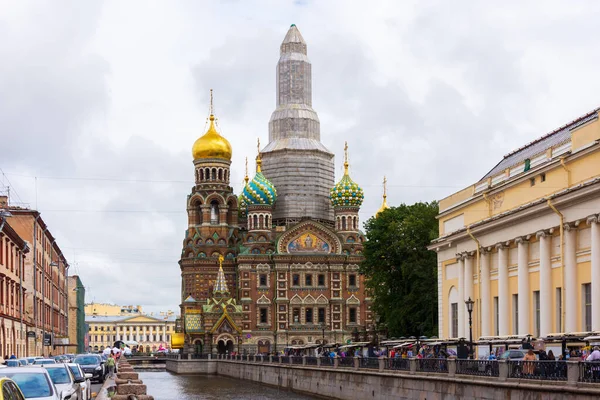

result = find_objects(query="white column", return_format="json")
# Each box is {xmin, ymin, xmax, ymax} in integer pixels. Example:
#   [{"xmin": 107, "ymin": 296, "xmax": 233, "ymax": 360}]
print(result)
[
  {"xmin": 516, "ymin": 237, "xmax": 530, "ymax": 336},
  {"xmin": 538, "ymin": 231, "xmax": 552, "ymax": 337},
  {"xmin": 136, "ymin": 326, "xmax": 140, "ymax": 342},
  {"xmin": 480, "ymin": 250, "xmax": 491, "ymax": 337},
  {"xmin": 564, "ymin": 225, "xmax": 577, "ymax": 333},
  {"xmin": 464, "ymin": 255, "xmax": 474, "ymax": 336},
  {"xmin": 590, "ymin": 216, "xmax": 600, "ymax": 331},
  {"xmin": 162, "ymin": 325, "xmax": 166, "ymax": 343},
  {"xmin": 457, "ymin": 255, "xmax": 465, "ymax": 339},
  {"xmin": 497, "ymin": 244, "xmax": 509, "ymax": 336}
]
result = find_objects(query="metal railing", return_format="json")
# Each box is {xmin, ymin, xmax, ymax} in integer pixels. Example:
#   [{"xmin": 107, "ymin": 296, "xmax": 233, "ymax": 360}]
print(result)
[
  {"xmin": 291, "ymin": 356, "xmax": 303, "ymax": 365},
  {"xmin": 385, "ymin": 357, "xmax": 410, "ymax": 371},
  {"xmin": 456, "ymin": 360, "xmax": 499, "ymax": 377},
  {"xmin": 337, "ymin": 356, "xmax": 354, "ymax": 368},
  {"xmin": 416, "ymin": 358, "xmax": 448, "ymax": 373},
  {"xmin": 280, "ymin": 356, "xmax": 290, "ymax": 364},
  {"xmin": 359, "ymin": 357, "xmax": 379, "ymax": 369},
  {"xmin": 508, "ymin": 360, "xmax": 567, "ymax": 381},
  {"xmin": 305, "ymin": 356, "xmax": 319, "ymax": 366},
  {"xmin": 580, "ymin": 361, "xmax": 600, "ymax": 383}
]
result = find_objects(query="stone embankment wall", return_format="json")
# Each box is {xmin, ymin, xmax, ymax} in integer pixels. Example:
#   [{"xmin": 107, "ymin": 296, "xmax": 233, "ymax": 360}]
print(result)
[{"xmin": 166, "ymin": 359, "xmax": 600, "ymax": 400}]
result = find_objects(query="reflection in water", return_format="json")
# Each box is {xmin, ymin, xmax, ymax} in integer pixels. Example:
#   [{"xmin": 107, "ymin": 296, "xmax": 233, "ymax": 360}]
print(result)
[{"xmin": 138, "ymin": 371, "xmax": 318, "ymax": 400}]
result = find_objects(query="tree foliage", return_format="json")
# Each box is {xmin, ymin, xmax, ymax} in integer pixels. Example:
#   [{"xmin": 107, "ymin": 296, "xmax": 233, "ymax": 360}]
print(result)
[{"xmin": 361, "ymin": 201, "xmax": 439, "ymax": 337}]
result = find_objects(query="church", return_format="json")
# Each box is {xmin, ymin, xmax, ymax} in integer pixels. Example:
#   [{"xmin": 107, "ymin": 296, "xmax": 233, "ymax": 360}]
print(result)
[{"xmin": 176, "ymin": 25, "xmax": 378, "ymax": 355}]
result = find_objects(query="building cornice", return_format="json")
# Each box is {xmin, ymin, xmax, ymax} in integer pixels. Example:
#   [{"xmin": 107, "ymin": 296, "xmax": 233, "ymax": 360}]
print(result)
[{"xmin": 429, "ymin": 176, "xmax": 600, "ymax": 251}]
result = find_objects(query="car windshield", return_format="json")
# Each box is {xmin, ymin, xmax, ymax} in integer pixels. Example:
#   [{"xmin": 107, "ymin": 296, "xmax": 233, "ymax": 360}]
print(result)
[
  {"xmin": 74, "ymin": 356, "xmax": 99, "ymax": 365},
  {"xmin": 68, "ymin": 365, "xmax": 82, "ymax": 378},
  {"xmin": 46, "ymin": 368, "xmax": 71, "ymax": 384},
  {"xmin": 0, "ymin": 372, "xmax": 53, "ymax": 397}
]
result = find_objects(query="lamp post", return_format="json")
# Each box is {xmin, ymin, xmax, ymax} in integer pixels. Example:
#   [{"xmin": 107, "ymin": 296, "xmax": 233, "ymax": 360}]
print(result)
[{"xmin": 465, "ymin": 297, "xmax": 474, "ymax": 359}]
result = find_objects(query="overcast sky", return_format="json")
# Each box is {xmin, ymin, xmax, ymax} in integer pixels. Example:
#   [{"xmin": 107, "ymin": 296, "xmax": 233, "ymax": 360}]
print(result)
[{"xmin": 1, "ymin": 0, "xmax": 599, "ymax": 314}]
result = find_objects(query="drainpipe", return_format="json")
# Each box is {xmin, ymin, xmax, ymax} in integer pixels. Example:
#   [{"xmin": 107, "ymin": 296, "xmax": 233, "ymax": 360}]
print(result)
[
  {"xmin": 560, "ymin": 157, "xmax": 571, "ymax": 187},
  {"xmin": 466, "ymin": 227, "xmax": 481, "ymax": 340},
  {"xmin": 547, "ymin": 199, "xmax": 565, "ymax": 333}
]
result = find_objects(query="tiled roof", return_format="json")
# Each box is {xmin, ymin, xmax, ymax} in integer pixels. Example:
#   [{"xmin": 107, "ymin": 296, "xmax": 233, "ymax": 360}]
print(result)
[{"xmin": 481, "ymin": 108, "xmax": 599, "ymax": 180}]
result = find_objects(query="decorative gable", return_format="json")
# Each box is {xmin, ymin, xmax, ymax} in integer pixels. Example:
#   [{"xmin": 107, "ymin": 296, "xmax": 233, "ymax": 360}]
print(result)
[{"xmin": 277, "ymin": 220, "xmax": 342, "ymax": 254}]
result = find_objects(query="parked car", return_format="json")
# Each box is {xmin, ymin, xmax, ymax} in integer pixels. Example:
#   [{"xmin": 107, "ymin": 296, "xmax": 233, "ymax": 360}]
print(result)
[
  {"xmin": 16, "ymin": 359, "xmax": 29, "ymax": 367},
  {"xmin": 32, "ymin": 359, "xmax": 56, "ymax": 366},
  {"xmin": 73, "ymin": 355, "xmax": 105, "ymax": 383},
  {"xmin": 66, "ymin": 364, "xmax": 91, "ymax": 400},
  {"xmin": 42, "ymin": 364, "xmax": 82, "ymax": 400},
  {"xmin": 25, "ymin": 359, "xmax": 35, "ymax": 366},
  {"xmin": 0, "ymin": 367, "xmax": 59, "ymax": 399},
  {"xmin": 4, "ymin": 361, "xmax": 20, "ymax": 368},
  {"xmin": 0, "ymin": 376, "xmax": 26, "ymax": 400},
  {"xmin": 499, "ymin": 349, "xmax": 526, "ymax": 360}
]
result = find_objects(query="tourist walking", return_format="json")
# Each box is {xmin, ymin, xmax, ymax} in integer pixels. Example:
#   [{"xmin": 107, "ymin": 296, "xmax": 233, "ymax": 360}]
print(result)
[
  {"xmin": 523, "ymin": 349, "xmax": 536, "ymax": 376},
  {"xmin": 106, "ymin": 353, "xmax": 116, "ymax": 379}
]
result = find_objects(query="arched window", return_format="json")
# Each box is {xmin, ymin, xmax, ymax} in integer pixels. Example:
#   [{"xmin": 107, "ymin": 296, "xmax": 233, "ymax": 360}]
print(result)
[
  {"xmin": 354, "ymin": 217, "xmax": 358, "ymax": 230},
  {"xmin": 218, "ymin": 169, "xmax": 223, "ymax": 181},
  {"xmin": 199, "ymin": 169, "xmax": 204, "ymax": 181},
  {"xmin": 210, "ymin": 201, "xmax": 219, "ymax": 225},
  {"xmin": 265, "ymin": 215, "xmax": 270, "ymax": 228},
  {"xmin": 224, "ymin": 170, "xmax": 228, "ymax": 182},
  {"xmin": 259, "ymin": 215, "xmax": 264, "ymax": 229},
  {"xmin": 205, "ymin": 168, "xmax": 210, "ymax": 180},
  {"xmin": 253, "ymin": 214, "xmax": 258, "ymax": 230},
  {"xmin": 342, "ymin": 216, "xmax": 347, "ymax": 231},
  {"xmin": 211, "ymin": 168, "xmax": 216, "ymax": 180}
]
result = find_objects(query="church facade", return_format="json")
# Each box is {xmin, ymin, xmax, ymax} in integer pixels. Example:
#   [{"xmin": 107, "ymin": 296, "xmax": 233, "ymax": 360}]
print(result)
[{"xmin": 177, "ymin": 25, "xmax": 371, "ymax": 354}]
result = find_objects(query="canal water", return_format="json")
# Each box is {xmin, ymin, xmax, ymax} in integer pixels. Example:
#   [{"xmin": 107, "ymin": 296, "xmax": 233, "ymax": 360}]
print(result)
[{"xmin": 138, "ymin": 371, "xmax": 319, "ymax": 400}]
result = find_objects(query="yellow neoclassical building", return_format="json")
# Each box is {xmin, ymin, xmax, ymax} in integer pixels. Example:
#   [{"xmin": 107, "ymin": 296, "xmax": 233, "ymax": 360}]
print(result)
[
  {"xmin": 429, "ymin": 107, "xmax": 600, "ymax": 341},
  {"xmin": 85, "ymin": 306, "xmax": 177, "ymax": 353}
]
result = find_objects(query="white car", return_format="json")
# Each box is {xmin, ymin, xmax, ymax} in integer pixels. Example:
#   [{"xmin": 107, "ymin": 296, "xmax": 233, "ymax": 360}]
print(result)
[
  {"xmin": 66, "ymin": 364, "xmax": 91, "ymax": 400},
  {"xmin": 32, "ymin": 359, "xmax": 56, "ymax": 366},
  {"xmin": 42, "ymin": 364, "xmax": 82, "ymax": 400},
  {"xmin": 0, "ymin": 367, "xmax": 60, "ymax": 399}
]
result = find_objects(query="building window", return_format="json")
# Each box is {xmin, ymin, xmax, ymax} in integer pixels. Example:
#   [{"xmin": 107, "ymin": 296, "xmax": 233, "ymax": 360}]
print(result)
[
  {"xmin": 348, "ymin": 274, "xmax": 356, "ymax": 287},
  {"xmin": 293, "ymin": 308, "xmax": 300, "ymax": 323},
  {"xmin": 259, "ymin": 308, "xmax": 268, "ymax": 324},
  {"xmin": 305, "ymin": 274, "xmax": 312, "ymax": 286},
  {"xmin": 493, "ymin": 296, "xmax": 499, "ymax": 336},
  {"xmin": 306, "ymin": 308, "xmax": 313, "ymax": 324},
  {"xmin": 540, "ymin": 173, "xmax": 546, "ymax": 182},
  {"xmin": 451, "ymin": 303, "xmax": 458, "ymax": 338},
  {"xmin": 259, "ymin": 274, "xmax": 267, "ymax": 287},
  {"xmin": 318, "ymin": 274, "xmax": 325, "ymax": 286},
  {"xmin": 533, "ymin": 291, "xmax": 540, "ymax": 337},
  {"xmin": 349, "ymin": 307, "xmax": 357, "ymax": 324},
  {"xmin": 584, "ymin": 283, "xmax": 592, "ymax": 331},
  {"xmin": 292, "ymin": 274, "xmax": 300, "ymax": 286},
  {"xmin": 530, "ymin": 178, "xmax": 536, "ymax": 186},
  {"xmin": 94, "ymin": 326, "xmax": 98, "ymax": 331},
  {"xmin": 210, "ymin": 201, "xmax": 219, "ymax": 225},
  {"xmin": 512, "ymin": 294, "xmax": 518, "ymax": 334},
  {"xmin": 556, "ymin": 288, "xmax": 562, "ymax": 332},
  {"xmin": 318, "ymin": 308, "xmax": 325, "ymax": 324}
]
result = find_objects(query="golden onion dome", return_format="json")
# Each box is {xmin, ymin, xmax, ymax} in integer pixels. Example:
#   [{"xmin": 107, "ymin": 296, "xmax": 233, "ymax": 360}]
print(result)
[{"xmin": 192, "ymin": 114, "xmax": 232, "ymax": 161}]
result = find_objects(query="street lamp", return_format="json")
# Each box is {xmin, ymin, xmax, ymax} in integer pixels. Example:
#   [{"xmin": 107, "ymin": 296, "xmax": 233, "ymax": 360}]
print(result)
[{"xmin": 465, "ymin": 297, "xmax": 474, "ymax": 359}]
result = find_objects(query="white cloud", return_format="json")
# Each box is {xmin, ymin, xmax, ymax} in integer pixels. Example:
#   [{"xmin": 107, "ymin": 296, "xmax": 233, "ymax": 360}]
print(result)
[{"xmin": 2, "ymin": 0, "xmax": 600, "ymax": 313}]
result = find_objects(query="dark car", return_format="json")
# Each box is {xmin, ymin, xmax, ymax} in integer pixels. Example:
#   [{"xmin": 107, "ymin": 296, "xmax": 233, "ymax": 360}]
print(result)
[{"xmin": 73, "ymin": 354, "xmax": 106, "ymax": 383}]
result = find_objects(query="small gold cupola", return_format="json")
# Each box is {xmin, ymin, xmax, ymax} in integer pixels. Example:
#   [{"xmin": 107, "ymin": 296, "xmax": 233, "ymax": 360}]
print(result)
[
  {"xmin": 192, "ymin": 89, "xmax": 232, "ymax": 161},
  {"xmin": 376, "ymin": 176, "xmax": 389, "ymax": 216}
]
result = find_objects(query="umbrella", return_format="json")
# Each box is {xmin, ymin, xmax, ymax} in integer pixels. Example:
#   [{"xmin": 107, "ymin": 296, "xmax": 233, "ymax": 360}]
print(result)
[
  {"xmin": 446, "ymin": 349, "xmax": 457, "ymax": 356},
  {"xmin": 102, "ymin": 347, "xmax": 112, "ymax": 355}
]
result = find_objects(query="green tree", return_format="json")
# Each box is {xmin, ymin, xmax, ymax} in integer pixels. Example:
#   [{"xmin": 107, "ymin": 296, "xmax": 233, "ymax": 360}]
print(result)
[{"xmin": 361, "ymin": 201, "xmax": 439, "ymax": 337}]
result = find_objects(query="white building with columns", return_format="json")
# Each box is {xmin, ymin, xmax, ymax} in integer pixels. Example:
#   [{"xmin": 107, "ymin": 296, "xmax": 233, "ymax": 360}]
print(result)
[
  {"xmin": 430, "ymin": 106, "xmax": 600, "ymax": 341},
  {"xmin": 86, "ymin": 313, "xmax": 177, "ymax": 353}
]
